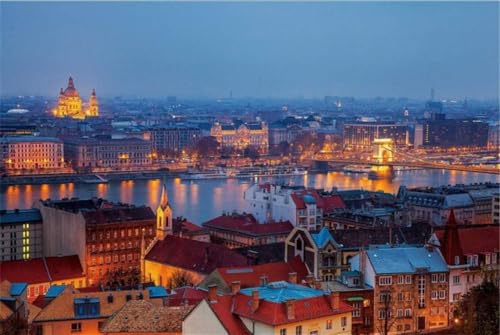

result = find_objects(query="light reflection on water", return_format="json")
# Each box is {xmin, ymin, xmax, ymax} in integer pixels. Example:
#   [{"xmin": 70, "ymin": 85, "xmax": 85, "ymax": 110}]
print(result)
[{"xmin": 1, "ymin": 170, "xmax": 497, "ymax": 224}]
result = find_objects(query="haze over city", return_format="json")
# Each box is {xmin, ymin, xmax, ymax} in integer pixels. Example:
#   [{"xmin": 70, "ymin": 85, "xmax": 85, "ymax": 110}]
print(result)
[{"xmin": 1, "ymin": 1, "xmax": 498, "ymax": 99}]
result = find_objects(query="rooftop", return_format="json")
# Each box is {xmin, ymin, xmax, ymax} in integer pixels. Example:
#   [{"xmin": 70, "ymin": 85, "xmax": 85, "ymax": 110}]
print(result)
[
  {"xmin": 239, "ymin": 281, "xmax": 324, "ymax": 303},
  {"xmin": 1, "ymin": 136, "xmax": 62, "ymax": 143},
  {"xmin": 203, "ymin": 214, "xmax": 293, "ymax": 236},
  {"xmin": 366, "ymin": 245, "xmax": 448, "ymax": 275},
  {"xmin": 0, "ymin": 209, "xmax": 42, "ymax": 225}
]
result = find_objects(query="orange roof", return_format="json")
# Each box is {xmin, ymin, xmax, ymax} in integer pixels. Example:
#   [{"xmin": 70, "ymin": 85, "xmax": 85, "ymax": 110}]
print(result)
[
  {"xmin": 206, "ymin": 296, "xmax": 251, "ymax": 335},
  {"xmin": 233, "ymin": 293, "xmax": 352, "ymax": 326},
  {"xmin": 217, "ymin": 257, "xmax": 308, "ymax": 289}
]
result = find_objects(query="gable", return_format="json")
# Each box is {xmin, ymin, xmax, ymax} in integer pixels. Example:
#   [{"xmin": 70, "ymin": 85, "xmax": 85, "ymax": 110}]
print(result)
[{"xmin": 183, "ymin": 300, "xmax": 229, "ymax": 335}]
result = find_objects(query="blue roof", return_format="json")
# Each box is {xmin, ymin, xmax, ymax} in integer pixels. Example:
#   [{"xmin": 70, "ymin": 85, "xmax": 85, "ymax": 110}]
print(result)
[
  {"xmin": 148, "ymin": 286, "xmax": 168, "ymax": 298},
  {"xmin": 240, "ymin": 281, "xmax": 325, "ymax": 303},
  {"xmin": 46, "ymin": 285, "xmax": 66, "ymax": 299},
  {"xmin": 9, "ymin": 283, "xmax": 27, "ymax": 296},
  {"xmin": 303, "ymin": 194, "xmax": 316, "ymax": 204},
  {"xmin": 366, "ymin": 245, "xmax": 448, "ymax": 275},
  {"xmin": 0, "ymin": 209, "xmax": 42, "ymax": 225},
  {"xmin": 311, "ymin": 227, "xmax": 336, "ymax": 248}
]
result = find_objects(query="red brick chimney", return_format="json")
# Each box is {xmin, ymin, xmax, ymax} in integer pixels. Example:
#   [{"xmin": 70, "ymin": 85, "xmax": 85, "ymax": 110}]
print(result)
[
  {"xmin": 251, "ymin": 290, "xmax": 260, "ymax": 313},
  {"xmin": 231, "ymin": 281, "xmax": 241, "ymax": 295},
  {"xmin": 208, "ymin": 284, "xmax": 217, "ymax": 303},
  {"xmin": 285, "ymin": 299, "xmax": 295, "ymax": 320},
  {"xmin": 288, "ymin": 272, "xmax": 297, "ymax": 284},
  {"xmin": 329, "ymin": 292, "xmax": 340, "ymax": 310}
]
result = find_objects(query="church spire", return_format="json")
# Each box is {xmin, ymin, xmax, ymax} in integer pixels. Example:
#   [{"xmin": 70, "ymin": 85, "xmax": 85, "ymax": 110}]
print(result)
[
  {"xmin": 68, "ymin": 76, "xmax": 74, "ymax": 89},
  {"xmin": 156, "ymin": 184, "xmax": 172, "ymax": 240},
  {"xmin": 159, "ymin": 184, "xmax": 169, "ymax": 210}
]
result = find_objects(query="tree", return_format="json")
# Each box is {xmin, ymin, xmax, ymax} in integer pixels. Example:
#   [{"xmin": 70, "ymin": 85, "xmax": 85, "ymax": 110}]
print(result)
[
  {"xmin": 194, "ymin": 136, "xmax": 219, "ymax": 158},
  {"xmin": 168, "ymin": 269, "xmax": 194, "ymax": 289},
  {"xmin": 103, "ymin": 268, "xmax": 141, "ymax": 290},
  {"xmin": 376, "ymin": 289, "xmax": 397, "ymax": 335},
  {"xmin": 243, "ymin": 145, "xmax": 260, "ymax": 162},
  {"xmin": 454, "ymin": 280, "xmax": 499, "ymax": 335}
]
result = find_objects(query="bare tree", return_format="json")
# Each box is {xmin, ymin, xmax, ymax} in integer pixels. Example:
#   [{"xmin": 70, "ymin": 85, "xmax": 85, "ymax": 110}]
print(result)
[
  {"xmin": 168, "ymin": 269, "xmax": 195, "ymax": 289},
  {"xmin": 376, "ymin": 288, "xmax": 397, "ymax": 335}
]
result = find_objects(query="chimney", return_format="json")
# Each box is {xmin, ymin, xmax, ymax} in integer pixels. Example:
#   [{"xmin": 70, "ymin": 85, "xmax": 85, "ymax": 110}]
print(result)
[
  {"xmin": 204, "ymin": 247, "xmax": 210, "ymax": 264},
  {"xmin": 251, "ymin": 290, "xmax": 260, "ymax": 313},
  {"xmin": 208, "ymin": 284, "xmax": 217, "ymax": 303},
  {"xmin": 329, "ymin": 292, "xmax": 340, "ymax": 310},
  {"xmin": 285, "ymin": 299, "xmax": 295, "ymax": 320},
  {"xmin": 306, "ymin": 274, "xmax": 314, "ymax": 287},
  {"xmin": 288, "ymin": 272, "xmax": 297, "ymax": 284},
  {"xmin": 231, "ymin": 281, "xmax": 241, "ymax": 295},
  {"xmin": 259, "ymin": 275, "xmax": 268, "ymax": 286},
  {"xmin": 314, "ymin": 279, "xmax": 322, "ymax": 290}
]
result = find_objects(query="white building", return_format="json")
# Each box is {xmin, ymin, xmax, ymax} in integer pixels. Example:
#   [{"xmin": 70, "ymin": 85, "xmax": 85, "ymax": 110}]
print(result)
[{"xmin": 243, "ymin": 184, "xmax": 345, "ymax": 230}]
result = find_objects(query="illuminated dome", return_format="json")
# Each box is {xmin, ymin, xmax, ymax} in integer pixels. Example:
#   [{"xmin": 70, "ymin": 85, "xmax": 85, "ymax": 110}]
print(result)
[{"xmin": 62, "ymin": 77, "xmax": 80, "ymax": 97}]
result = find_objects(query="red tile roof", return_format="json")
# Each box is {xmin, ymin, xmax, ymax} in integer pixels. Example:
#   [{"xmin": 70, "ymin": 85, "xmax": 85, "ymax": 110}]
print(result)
[
  {"xmin": 0, "ymin": 258, "xmax": 49, "ymax": 284},
  {"xmin": 166, "ymin": 287, "xmax": 207, "ymax": 306},
  {"xmin": 435, "ymin": 224, "xmax": 499, "ymax": 262},
  {"xmin": 145, "ymin": 236, "xmax": 248, "ymax": 274},
  {"xmin": 203, "ymin": 214, "xmax": 293, "ymax": 236},
  {"xmin": 207, "ymin": 296, "xmax": 251, "ymax": 335},
  {"xmin": 45, "ymin": 255, "xmax": 84, "ymax": 281},
  {"xmin": 81, "ymin": 206, "xmax": 155, "ymax": 225},
  {"xmin": 0, "ymin": 256, "xmax": 84, "ymax": 285},
  {"xmin": 233, "ymin": 293, "xmax": 352, "ymax": 326},
  {"xmin": 291, "ymin": 189, "xmax": 345, "ymax": 213},
  {"xmin": 217, "ymin": 257, "xmax": 309, "ymax": 289}
]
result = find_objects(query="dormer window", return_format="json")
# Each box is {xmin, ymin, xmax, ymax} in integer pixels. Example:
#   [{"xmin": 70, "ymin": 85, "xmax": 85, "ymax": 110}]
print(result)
[
  {"xmin": 74, "ymin": 297, "xmax": 100, "ymax": 319},
  {"xmin": 454, "ymin": 256, "xmax": 460, "ymax": 265},
  {"xmin": 467, "ymin": 255, "xmax": 479, "ymax": 267}
]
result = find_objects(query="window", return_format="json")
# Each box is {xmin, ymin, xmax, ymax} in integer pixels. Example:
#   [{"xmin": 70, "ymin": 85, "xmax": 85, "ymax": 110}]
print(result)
[
  {"xmin": 398, "ymin": 292, "xmax": 404, "ymax": 302},
  {"xmin": 454, "ymin": 255, "xmax": 460, "ymax": 265},
  {"xmin": 431, "ymin": 291, "xmax": 438, "ymax": 300},
  {"xmin": 439, "ymin": 290, "xmax": 446, "ymax": 300},
  {"xmin": 453, "ymin": 276, "xmax": 460, "ymax": 285},
  {"xmin": 280, "ymin": 329, "xmax": 286, "ymax": 335},
  {"xmin": 295, "ymin": 326, "xmax": 302, "ymax": 335},
  {"xmin": 405, "ymin": 275, "xmax": 412, "ymax": 284},
  {"xmin": 71, "ymin": 323, "xmax": 82, "ymax": 333},
  {"xmin": 397, "ymin": 309, "xmax": 404, "ymax": 318},
  {"xmin": 379, "ymin": 276, "xmax": 392, "ymax": 286},
  {"xmin": 352, "ymin": 302, "xmax": 361, "ymax": 317},
  {"xmin": 453, "ymin": 293, "xmax": 461, "ymax": 302},
  {"xmin": 326, "ymin": 320, "xmax": 332, "ymax": 329},
  {"xmin": 405, "ymin": 308, "xmax": 412, "ymax": 317},
  {"xmin": 397, "ymin": 275, "xmax": 404, "ymax": 284},
  {"xmin": 341, "ymin": 316, "xmax": 347, "ymax": 327},
  {"xmin": 379, "ymin": 310, "xmax": 386, "ymax": 319},
  {"xmin": 431, "ymin": 274, "xmax": 438, "ymax": 283},
  {"xmin": 379, "ymin": 292, "xmax": 390, "ymax": 303},
  {"xmin": 364, "ymin": 316, "xmax": 371, "ymax": 326},
  {"xmin": 439, "ymin": 273, "xmax": 446, "ymax": 282},
  {"xmin": 418, "ymin": 275, "xmax": 426, "ymax": 308}
]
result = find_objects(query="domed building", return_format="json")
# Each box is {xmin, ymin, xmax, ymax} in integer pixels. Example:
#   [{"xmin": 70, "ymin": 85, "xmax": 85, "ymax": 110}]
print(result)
[{"xmin": 52, "ymin": 77, "xmax": 99, "ymax": 119}]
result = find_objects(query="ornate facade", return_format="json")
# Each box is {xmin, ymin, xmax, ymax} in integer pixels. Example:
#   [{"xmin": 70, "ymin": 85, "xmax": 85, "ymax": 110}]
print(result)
[
  {"xmin": 52, "ymin": 77, "xmax": 99, "ymax": 119},
  {"xmin": 210, "ymin": 121, "xmax": 269, "ymax": 153}
]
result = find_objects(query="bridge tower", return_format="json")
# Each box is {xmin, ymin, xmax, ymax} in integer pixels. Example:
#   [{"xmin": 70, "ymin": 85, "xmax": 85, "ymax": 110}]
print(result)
[{"xmin": 373, "ymin": 138, "xmax": 394, "ymax": 164}]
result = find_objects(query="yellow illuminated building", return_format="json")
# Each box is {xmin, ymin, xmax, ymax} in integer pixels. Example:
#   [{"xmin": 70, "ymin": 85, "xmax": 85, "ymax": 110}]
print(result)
[
  {"xmin": 210, "ymin": 121, "xmax": 269, "ymax": 153},
  {"xmin": 52, "ymin": 77, "xmax": 99, "ymax": 119}
]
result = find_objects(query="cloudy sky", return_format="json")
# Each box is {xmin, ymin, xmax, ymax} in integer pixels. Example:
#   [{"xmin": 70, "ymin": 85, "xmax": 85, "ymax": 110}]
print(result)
[{"xmin": 1, "ymin": 2, "xmax": 498, "ymax": 99}]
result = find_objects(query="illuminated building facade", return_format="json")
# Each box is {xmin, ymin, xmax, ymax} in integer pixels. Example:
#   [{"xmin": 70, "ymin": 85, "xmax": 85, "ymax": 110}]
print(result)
[
  {"xmin": 422, "ymin": 118, "xmax": 488, "ymax": 148},
  {"xmin": 52, "ymin": 77, "xmax": 99, "ymax": 119},
  {"xmin": 63, "ymin": 136, "xmax": 153, "ymax": 171},
  {"xmin": 0, "ymin": 136, "xmax": 66, "ymax": 174},
  {"xmin": 343, "ymin": 122, "xmax": 408, "ymax": 150},
  {"xmin": 35, "ymin": 198, "xmax": 156, "ymax": 286},
  {"xmin": 210, "ymin": 121, "xmax": 269, "ymax": 153},
  {"xmin": 149, "ymin": 126, "xmax": 202, "ymax": 156},
  {"xmin": 0, "ymin": 209, "xmax": 43, "ymax": 261}
]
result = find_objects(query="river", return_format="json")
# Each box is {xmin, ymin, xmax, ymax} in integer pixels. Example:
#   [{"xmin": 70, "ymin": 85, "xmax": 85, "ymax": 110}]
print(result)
[{"xmin": 1, "ymin": 169, "xmax": 497, "ymax": 224}]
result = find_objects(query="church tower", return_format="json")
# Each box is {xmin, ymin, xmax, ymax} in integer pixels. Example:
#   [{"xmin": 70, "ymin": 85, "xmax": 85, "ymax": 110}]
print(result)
[
  {"xmin": 156, "ymin": 184, "xmax": 172, "ymax": 240},
  {"xmin": 87, "ymin": 88, "xmax": 99, "ymax": 117}
]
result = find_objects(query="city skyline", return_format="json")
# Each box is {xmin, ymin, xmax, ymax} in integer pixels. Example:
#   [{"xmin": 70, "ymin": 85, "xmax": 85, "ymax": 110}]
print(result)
[{"xmin": 1, "ymin": 2, "xmax": 499, "ymax": 100}]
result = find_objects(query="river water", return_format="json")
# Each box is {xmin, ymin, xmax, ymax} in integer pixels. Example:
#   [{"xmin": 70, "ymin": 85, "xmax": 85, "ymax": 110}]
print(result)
[{"xmin": 1, "ymin": 170, "xmax": 497, "ymax": 224}]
